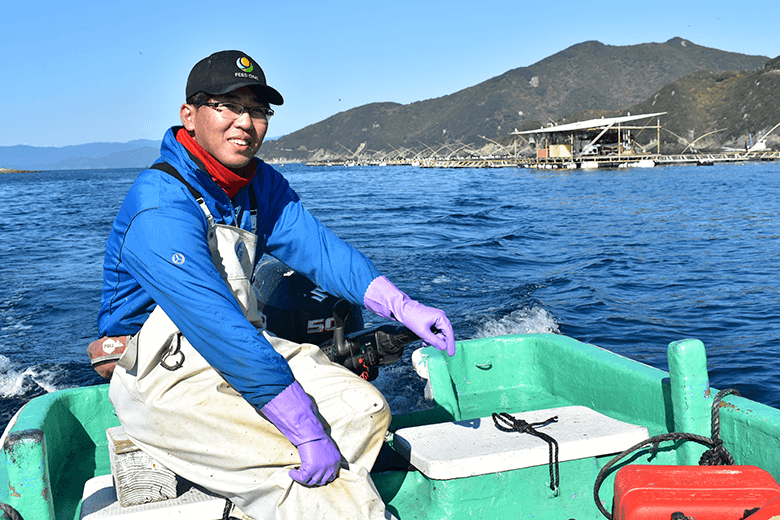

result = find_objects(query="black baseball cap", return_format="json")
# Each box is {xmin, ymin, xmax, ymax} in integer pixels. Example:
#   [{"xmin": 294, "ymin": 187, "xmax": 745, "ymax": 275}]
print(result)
[{"xmin": 186, "ymin": 50, "xmax": 284, "ymax": 105}]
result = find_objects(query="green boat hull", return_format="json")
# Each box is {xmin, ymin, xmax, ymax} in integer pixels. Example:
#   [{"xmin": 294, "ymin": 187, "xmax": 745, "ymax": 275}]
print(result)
[{"xmin": 3, "ymin": 333, "xmax": 779, "ymax": 519}]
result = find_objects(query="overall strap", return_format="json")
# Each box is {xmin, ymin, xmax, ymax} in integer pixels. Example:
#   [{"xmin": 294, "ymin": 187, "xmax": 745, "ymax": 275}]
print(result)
[
  {"xmin": 150, "ymin": 162, "xmax": 204, "ymax": 200},
  {"xmin": 248, "ymin": 187, "xmax": 258, "ymax": 235},
  {"xmin": 150, "ymin": 162, "xmax": 214, "ymax": 226},
  {"xmin": 150, "ymin": 162, "xmax": 258, "ymax": 233}
]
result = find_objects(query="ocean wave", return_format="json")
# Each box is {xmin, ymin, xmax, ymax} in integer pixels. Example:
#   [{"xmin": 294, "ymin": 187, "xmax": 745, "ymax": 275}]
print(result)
[
  {"xmin": 474, "ymin": 306, "xmax": 560, "ymax": 338},
  {"xmin": 1, "ymin": 320, "xmax": 33, "ymax": 332},
  {"xmin": 0, "ymin": 355, "xmax": 60, "ymax": 398}
]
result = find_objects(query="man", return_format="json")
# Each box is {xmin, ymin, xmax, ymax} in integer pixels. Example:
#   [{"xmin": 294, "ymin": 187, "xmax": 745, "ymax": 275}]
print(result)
[{"xmin": 97, "ymin": 50, "xmax": 455, "ymax": 519}]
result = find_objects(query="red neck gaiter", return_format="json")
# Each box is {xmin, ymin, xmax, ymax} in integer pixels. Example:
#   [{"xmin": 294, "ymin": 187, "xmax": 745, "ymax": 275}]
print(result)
[{"xmin": 176, "ymin": 128, "xmax": 256, "ymax": 198}]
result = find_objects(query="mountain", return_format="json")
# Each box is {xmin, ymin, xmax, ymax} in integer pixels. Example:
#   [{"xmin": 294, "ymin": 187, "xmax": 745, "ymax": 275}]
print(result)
[
  {"xmin": 2, "ymin": 38, "xmax": 772, "ymax": 169},
  {"xmin": 259, "ymin": 37, "xmax": 768, "ymax": 162},
  {"xmin": 625, "ymin": 56, "xmax": 780, "ymax": 151},
  {"xmin": 49, "ymin": 147, "xmax": 161, "ymax": 170},
  {"xmin": 0, "ymin": 140, "xmax": 160, "ymax": 171}
]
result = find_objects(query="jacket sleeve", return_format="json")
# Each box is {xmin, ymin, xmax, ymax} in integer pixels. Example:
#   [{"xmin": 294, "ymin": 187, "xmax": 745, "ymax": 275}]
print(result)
[
  {"xmin": 250, "ymin": 162, "xmax": 382, "ymax": 306},
  {"xmin": 121, "ymin": 204, "xmax": 295, "ymax": 409},
  {"xmin": 264, "ymin": 199, "xmax": 382, "ymax": 306}
]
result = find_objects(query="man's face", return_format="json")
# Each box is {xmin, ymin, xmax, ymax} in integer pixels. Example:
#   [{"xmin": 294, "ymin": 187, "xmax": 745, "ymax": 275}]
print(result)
[{"xmin": 180, "ymin": 87, "xmax": 269, "ymax": 169}]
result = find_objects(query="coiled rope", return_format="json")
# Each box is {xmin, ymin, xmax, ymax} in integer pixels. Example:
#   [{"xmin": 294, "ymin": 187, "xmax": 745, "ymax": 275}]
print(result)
[
  {"xmin": 593, "ymin": 388, "xmax": 741, "ymax": 519},
  {"xmin": 492, "ymin": 412, "xmax": 560, "ymax": 495}
]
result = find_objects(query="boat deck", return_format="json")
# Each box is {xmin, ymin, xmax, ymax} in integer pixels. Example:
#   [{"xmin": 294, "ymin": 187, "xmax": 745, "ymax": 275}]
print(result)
[{"xmin": 4, "ymin": 334, "xmax": 780, "ymax": 519}]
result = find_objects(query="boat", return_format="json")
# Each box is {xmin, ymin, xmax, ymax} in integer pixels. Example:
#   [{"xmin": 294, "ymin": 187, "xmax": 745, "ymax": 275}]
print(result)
[{"xmin": 4, "ymin": 329, "xmax": 780, "ymax": 519}]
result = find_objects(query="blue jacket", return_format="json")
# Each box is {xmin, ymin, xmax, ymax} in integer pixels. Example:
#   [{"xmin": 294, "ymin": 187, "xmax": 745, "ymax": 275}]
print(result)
[{"xmin": 99, "ymin": 127, "xmax": 381, "ymax": 409}]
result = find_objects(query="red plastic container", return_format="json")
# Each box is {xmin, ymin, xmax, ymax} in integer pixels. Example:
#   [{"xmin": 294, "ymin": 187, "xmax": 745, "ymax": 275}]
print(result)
[{"xmin": 614, "ymin": 465, "xmax": 780, "ymax": 520}]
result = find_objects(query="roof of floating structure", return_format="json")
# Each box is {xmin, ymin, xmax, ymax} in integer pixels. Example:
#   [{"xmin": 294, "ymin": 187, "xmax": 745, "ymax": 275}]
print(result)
[{"xmin": 512, "ymin": 112, "xmax": 667, "ymax": 135}]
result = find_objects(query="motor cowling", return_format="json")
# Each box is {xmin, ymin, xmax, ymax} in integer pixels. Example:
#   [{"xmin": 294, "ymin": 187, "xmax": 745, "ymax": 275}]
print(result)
[
  {"xmin": 253, "ymin": 256, "xmax": 419, "ymax": 381},
  {"xmin": 253, "ymin": 256, "xmax": 364, "ymax": 345}
]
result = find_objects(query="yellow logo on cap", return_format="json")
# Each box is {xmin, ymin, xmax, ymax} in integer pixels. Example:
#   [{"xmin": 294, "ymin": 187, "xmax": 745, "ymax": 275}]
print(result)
[{"xmin": 236, "ymin": 57, "xmax": 254, "ymax": 73}]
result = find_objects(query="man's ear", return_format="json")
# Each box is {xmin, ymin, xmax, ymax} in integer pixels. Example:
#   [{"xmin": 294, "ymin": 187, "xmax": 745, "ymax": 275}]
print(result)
[{"xmin": 180, "ymin": 103, "xmax": 196, "ymax": 132}]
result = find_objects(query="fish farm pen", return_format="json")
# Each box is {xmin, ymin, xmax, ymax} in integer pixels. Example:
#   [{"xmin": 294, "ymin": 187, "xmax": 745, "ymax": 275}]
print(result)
[
  {"xmin": 302, "ymin": 113, "xmax": 780, "ymax": 169},
  {"xmin": 306, "ymin": 150, "xmax": 780, "ymax": 169}
]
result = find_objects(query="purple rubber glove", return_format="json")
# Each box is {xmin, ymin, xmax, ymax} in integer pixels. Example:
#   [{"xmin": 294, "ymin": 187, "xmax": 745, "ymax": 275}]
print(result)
[
  {"xmin": 261, "ymin": 381, "xmax": 342, "ymax": 486},
  {"xmin": 364, "ymin": 276, "xmax": 456, "ymax": 356}
]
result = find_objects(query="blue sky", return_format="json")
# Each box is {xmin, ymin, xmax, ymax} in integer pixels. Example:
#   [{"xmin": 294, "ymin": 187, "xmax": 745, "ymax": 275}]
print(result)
[{"xmin": 4, "ymin": 0, "xmax": 779, "ymax": 148}]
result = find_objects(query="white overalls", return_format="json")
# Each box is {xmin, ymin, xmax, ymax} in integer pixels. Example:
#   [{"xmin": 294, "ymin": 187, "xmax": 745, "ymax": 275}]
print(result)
[{"xmin": 109, "ymin": 191, "xmax": 391, "ymax": 519}]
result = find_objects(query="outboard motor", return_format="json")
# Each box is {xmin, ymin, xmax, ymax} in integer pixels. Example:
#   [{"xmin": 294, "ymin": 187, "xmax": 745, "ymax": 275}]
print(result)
[
  {"xmin": 254, "ymin": 256, "xmax": 365, "ymax": 345},
  {"xmin": 253, "ymin": 256, "xmax": 418, "ymax": 380}
]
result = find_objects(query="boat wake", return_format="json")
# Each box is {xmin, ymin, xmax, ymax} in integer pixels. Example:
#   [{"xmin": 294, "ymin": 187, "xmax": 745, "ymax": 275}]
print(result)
[
  {"xmin": 0, "ymin": 355, "xmax": 61, "ymax": 398},
  {"xmin": 474, "ymin": 305, "xmax": 560, "ymax": 338}
]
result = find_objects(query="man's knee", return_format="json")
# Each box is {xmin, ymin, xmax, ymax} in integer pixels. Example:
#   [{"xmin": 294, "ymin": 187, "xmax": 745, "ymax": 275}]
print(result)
[
  {"xmin": 342, "ymin": 379, "xmax": 389, "ymax": 417},
  {"xmin": 362, "ymin": 384, "xmax": 391, "ymax": 436}
]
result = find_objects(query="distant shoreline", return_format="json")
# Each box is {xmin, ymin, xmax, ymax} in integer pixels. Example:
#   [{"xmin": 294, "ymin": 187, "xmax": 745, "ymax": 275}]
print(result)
[{"xmin": 0, "ymin": 168, "xmax": 39, "ymax": 174}]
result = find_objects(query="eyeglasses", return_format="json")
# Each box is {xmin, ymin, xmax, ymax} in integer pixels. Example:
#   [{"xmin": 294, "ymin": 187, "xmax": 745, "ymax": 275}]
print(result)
[{"xmin": 200, "ymin": 102, "xmax": 274, "ymax": 122}]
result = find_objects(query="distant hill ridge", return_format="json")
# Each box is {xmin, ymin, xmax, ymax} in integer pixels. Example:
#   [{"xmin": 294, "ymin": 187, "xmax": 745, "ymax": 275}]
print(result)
[
  {"xmin": 0, "ymin": 140, "xmax": 161, "ymax": 170},
  {"xmin": 1, "ymin": 38, "xmax": 772, "ymax": 169},
  {"xmin": 260, "ymin": 37, "xmax": 770, "ymax": 161},
  {"xmin": 627, "ymin": 56, "xmax": 780, "ymax": 151}
]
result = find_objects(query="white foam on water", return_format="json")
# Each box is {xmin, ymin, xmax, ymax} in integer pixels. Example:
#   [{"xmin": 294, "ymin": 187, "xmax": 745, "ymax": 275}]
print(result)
[
  {"xmin": 0, "ymin": 355, "xmax": 60, "ymax": 398},
  {"xmin": 474, "ymin": 305, "xmax": 560, "ymax": 338},
  {"xmin": 419, "ymin": 275, "xmax": 453, "ymax": 293},
  {"xmin": 1, "ymin": 320, "xmax": 33, "ymax": 332}
]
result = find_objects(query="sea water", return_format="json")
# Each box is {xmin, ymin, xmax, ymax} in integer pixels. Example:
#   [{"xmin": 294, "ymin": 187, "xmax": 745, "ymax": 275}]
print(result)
[{"xmin": 1, "ymin": 161, "xmax": 779, "ymax": 431}]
